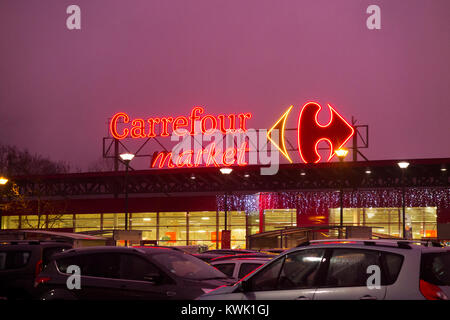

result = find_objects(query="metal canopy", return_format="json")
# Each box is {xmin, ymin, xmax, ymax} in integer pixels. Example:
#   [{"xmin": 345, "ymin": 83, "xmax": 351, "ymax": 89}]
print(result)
[{"xmin": 10, "ymin": 158, "xmax": 450, "ymax": 199}]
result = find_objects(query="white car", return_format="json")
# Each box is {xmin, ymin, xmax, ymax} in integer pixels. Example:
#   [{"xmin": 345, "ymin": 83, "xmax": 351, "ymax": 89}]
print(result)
[
  {"xmin": 199, "ymin": 239, "xmax": 450, "ymax": 300},
  {"xmin": 211, "ymin": 257, "xmax": 271, "ymax": 281}
]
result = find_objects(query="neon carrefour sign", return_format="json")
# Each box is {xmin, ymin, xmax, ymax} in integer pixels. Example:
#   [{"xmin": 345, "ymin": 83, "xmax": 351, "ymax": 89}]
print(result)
[{"xmin": 109, "ymin": 101, "xmax": 354, "ymax": 167}]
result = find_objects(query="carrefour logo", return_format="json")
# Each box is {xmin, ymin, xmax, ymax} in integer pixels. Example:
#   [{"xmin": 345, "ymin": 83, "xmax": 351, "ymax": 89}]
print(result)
[{"xmin": 267, "ymin": 101, "xmax": 354, "ymax": 164}]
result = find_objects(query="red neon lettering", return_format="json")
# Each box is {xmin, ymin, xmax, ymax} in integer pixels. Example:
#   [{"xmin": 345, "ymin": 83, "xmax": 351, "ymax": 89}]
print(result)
[
  {"xmin": 110, "ymin": 113, "xmax": 129, "ymax": 139},
  {"xmin": 176, "ymin": 150, "xmax": 194, "ymax": 168},
  {"xmin": 160, "ymin": 117, "xmax": 174, "ymax": 137},
  {"xmin": 237, "ymin": 141, "xmax": 248, "ymax": 166},
  {"xmin": 238, "ymin": 113, "xmax": 252, "ymax": 132},
  {"xmin": 228, "ymin": 114, "xmax": 237, "ymax": 133},
  {"xmin": 189, "ymin": 107, "xmax": 204, "ymax": 135},
  {"xmin": 147, "ymin": 118, "xmax": 160, "ymax": 138},
  {"xmin": 110, "ymin": 107, "xmax": 252, "ymax": 139},
  {"xmin": 217, "ymin": 115, "xmax": 227, "ymax": 134},
  {"xmin": 151, "ymin": 144, "xmax": 249, "ymax": 169},
  {"xmin": 222, "ymin": 147, "xmax": 236, "ymax": 166},
  {"xmin": 194, "ymin": 149, "xmax": 204, "ymax": 167},
  {"xmin": 205, "ymin": 143, "xmax": 221, "ymax": 167},
  {"xmin": 173, "ymin": 116, "xmax": 189, "ymax": 136},
  {"xmin": 201, "ymin": 115, "xmax": 218, "ymax": 135},
  {"xmin": 151, "ymin": 152, "xmax": 175, "ymax": 168},
  {"xmin": 130, "ymin": 119, "xmax": 146, "ymax": 138}
]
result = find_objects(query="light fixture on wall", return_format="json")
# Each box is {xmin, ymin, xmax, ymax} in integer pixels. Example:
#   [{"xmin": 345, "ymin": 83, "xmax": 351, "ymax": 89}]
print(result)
[{"xmin": 220, "ymin": 168, "xmax": 233, "ymax": 175}]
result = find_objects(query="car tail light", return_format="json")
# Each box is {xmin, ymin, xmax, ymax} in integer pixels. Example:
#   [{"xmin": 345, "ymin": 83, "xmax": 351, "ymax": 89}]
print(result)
[
  {"xmin": 35, "ymin": 259, "xmax": 43, "ymax": 277},
  {"xmin": 419, "ymin": 280, "xmax": 449, "ymax": 300},
  {"xmin": 34, "ymin": 276, "xmax": 51, "ymax": 288}
]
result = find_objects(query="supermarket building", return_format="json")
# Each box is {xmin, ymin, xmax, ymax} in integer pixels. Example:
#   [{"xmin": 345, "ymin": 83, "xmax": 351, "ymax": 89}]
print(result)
[{"xmin": 1, "ymin": 158, "xmax": 449, "ymax": 248}]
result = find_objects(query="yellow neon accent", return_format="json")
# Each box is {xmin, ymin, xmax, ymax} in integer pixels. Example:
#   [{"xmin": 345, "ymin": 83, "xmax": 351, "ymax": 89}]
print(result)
[{"xmin": 267, "ymin": 105, "xmax": 293, "ymax": 163}]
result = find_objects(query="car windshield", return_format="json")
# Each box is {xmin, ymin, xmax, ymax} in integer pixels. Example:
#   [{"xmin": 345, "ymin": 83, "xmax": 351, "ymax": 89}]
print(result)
[{"xmin": 153, "ymin": 251, "xmax": 228, "ymax": 280}]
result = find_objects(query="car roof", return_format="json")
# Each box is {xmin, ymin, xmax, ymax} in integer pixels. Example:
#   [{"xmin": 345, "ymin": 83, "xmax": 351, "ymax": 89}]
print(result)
[
  {"xmin": 0, "ymin": 240, "xmax": 72, "ymax": 248},
  {"xmin": 211, "ymin": 257, "xmax": 271, "ymax": 264},
  {"xmin": 209, "ymin": 253, "xmax": 273, "ymax": 262},
  {"xmin": 289, "ymin": 239, "xmax": 448, "ymax": 253},
  {"xmin": 52, "ymin": 245, "xmax": 185, "ymax": 258}
]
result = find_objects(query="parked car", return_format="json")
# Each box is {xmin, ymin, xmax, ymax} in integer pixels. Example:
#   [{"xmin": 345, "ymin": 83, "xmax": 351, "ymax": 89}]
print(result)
[
  {"xmin": 210, "ymin": 253, "xmax": 273, "ymax": 262},
  {"xmin": 193, "ymin": 249, "xmax": 260, "ymax": 263},
  {"xmin": 192, "ymin": 252, "xmax": 224, "ymax": 263},
  {"xmin": 198, "ymin": 239, "xmax": 450, "ymax": 300},
  {"xmin": 35, "ymin": 246, "xmax": 235, "ymax": 300},
  {"xmin": 0, "ymin": 240, "xmax": 72, "ymax": 300},
  {"xmin": 211, "ymin": 257, "xmax": 271, "ymax": 281},
  {"xmin": 202, "ymin": 249, "xmax": 259, "ymax": 255},
  {"xmin": 259, "ymin": 249, "xmax": 285, "ymax": 255}
]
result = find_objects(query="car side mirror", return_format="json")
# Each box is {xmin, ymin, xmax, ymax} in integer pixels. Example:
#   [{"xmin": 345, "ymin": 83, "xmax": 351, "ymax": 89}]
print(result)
[{"xmin": 143, "ymin": 272, "xmax": 162, "ymax": 284}]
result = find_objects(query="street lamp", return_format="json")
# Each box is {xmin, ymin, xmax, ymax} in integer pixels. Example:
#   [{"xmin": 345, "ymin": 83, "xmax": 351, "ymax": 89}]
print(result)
[
  {"xmin": 120, "ymin": 153, "xmax": 134, "ymax": 236},
  {"xmin": 397, "ymin": 161, "xmax": 409, "ymax": 239},
  {"xmin": 0, "ymin": 177, "xmax": 9, "ymax": 230},
  {"xmin": 335, "ymin": 148, "xmax": 348, "ymax": 238},
  {"xmin": 335, "ymin": 148, "xmax": 349, "ymax": 162}
]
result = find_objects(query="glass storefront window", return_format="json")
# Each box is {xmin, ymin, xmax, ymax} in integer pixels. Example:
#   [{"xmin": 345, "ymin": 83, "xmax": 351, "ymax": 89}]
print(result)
[
  {"xmin": 219, "ymin": 211, "xmax": 247, "ymax": 249},
  {"xmin": 75, "ymin": 214, "xmax": 101, "ymax": 232},
  {"xmin": 131, "ymin": 212, "xmax": 157, "ymax": 227},
  {"xmin": 102, "ymin": 213, "xmax": 125, "ymax": 230},
  {"xmin": 159, "ymin": 212, "xmax": 186, "ymax": 226},
  {"xmin": 264, "ymin": 209, "xmax": 296, "ymax": 232},
  {"xmin": 328, "ymin": 207, "xmax": 437, "ymax": 239},
  {"xmin": 21, "ymin": 215, "xmax": 46, "ymax": 229},
  {"xmin": 159, "ymin": 212, "xmax": 187, "ymax": 246},
  {"xmin": 47, "ymin": 214, "xmax": 74, "ymax": 229},
  {"xmin": 131, "ymin": 212, "xmax": 157, "ymax": 241},
  {"xmin": 1, "ymin": 216, "xmax": 20, "ymax": 229},
  {"xmin": 189, "ymin": 211, "xmax": 217, "ymax": 249}
]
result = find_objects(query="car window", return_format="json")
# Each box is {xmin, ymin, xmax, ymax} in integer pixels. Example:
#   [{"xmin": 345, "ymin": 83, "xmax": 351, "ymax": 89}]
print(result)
[
  {"xmin": 153, "ymin": 251, "xmax": 228, "ymax": 280},
  {"xmin": 214, "ymin": 263, "xmax": 235, "ymax": 278},
  {"xmin": 42, "ymin": 247, "xmax": 69, "ymax": 269},
  {"xmin": 0, "ymin": 251, "xmax": 31, "ymax": 270},
  {"xmin": 421, "ymin": 252, "xmax": 450, "ymax": 286},
  {"xmin": 249, "ymin": 256, "xmax": 285, "ymax": 291},
  {"xmin": 277, "ymin": 249, "xmax": 325, "ymax": 290},
  {"xmin": 238, "ymin": 263, "xmax": 263, "ymax": 280},
  {"xmin": 57, "ymin": 253, "xmax": 121, "ymax": 279},
  {"xmin": 120, "ymin": 254, "xmax": 161, "ymax": 281},
  {"xmin": 381, "ymin": 252, "xmax": 404, "ymax": 285},
  {"xmin": 324, "ymin": 249, "xmax": 381, "ymax": 288}
]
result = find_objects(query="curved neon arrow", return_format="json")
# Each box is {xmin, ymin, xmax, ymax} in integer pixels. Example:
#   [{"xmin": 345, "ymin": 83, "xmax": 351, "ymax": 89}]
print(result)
[{"xmin": 267, "ymin": 105, "xmax": 293, "ymax": 163}]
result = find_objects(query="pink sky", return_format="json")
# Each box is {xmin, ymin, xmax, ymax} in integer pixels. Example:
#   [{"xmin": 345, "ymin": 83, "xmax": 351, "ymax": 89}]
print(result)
[{"xmin": 1, "ymin": 0, "xmax": 449, "ymax": 170}]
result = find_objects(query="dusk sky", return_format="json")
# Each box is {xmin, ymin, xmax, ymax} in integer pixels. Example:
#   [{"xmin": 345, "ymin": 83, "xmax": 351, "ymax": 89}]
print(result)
[{"xmin": 1, "ymin": 0, "xmax": 449, "ymax": 171}]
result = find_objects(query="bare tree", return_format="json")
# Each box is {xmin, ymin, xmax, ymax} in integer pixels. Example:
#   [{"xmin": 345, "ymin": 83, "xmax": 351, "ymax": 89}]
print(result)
[{"xmin": 0, "ymin": 144, "xmax": 71, "ymax": 230}]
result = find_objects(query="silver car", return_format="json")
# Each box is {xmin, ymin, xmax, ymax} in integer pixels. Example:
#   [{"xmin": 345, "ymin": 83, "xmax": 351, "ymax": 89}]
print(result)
[
  {"xmin": 198, "ymin": 240, "xmax": 450, "ymax": 300},
  {"xmin": 211, "ymin": 258, "xmax": 272, "ymax": 281}
]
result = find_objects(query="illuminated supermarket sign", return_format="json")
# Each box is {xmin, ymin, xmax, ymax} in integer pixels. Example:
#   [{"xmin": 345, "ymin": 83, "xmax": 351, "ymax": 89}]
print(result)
[
  {"xmin": 267, "ymin": 101, "xmax": 354, "ymax": 164},
  {"xmin": 110, "ymin": 107, "xmax": 252, "ymax": 139},
  {"xmin": 109, "ymin": 101, "xmax": 354, "ymax": 168}
]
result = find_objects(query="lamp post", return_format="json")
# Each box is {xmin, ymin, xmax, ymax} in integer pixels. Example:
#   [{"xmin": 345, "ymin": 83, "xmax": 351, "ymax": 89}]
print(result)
[
  {"xmin": 398, "ymin": 161, "xmax": 409, "ymax": 239},
  {"xmin": 220, "ymin": 167, "xmax": 233, "ymax": 231},
  {"xmin": 220, "ymin": 167, "xmax": 233, "ymax": 249},
  {"xmin": 120, "ymin": 153, "xmax": 134, "ymax": 236},
  {"xmin": 335, "ymin": 149, "xmax": 348, "ymax": 239},
  {"xmin": 0, "ymin": 177, "xmax": 8, "ymax": 230}
]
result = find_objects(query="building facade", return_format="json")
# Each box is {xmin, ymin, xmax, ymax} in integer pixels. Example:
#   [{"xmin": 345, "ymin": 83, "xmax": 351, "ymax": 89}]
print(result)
[{"xmin": 1, "ymin": 158, "xmax": 449, "ymax": 248}]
